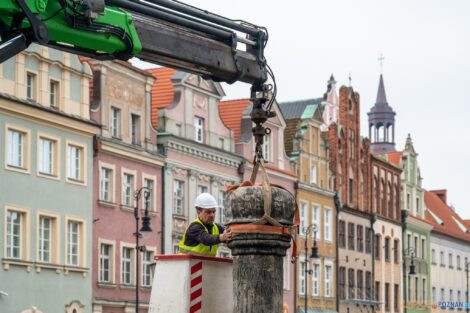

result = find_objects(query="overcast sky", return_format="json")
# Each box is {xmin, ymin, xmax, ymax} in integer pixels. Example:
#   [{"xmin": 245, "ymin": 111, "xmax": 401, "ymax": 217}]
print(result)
[{"xmin": 133, "ymin": 0, "xmax": 469, "ymax": 219}]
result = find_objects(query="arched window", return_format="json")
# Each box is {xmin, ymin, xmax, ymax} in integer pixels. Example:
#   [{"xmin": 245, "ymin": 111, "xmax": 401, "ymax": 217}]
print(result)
[
  {"xmin": 380, "ymin": 179, "xmax": 385, "ymax": 215},
  {"xmin": 395, "ymin": 184, "xmax": 400, "ymax": 213},
  {"xmin": 360, "ymin": 170, "xmax": 364, "ymax": 210},
  {"xmin": 387, "ymin": 182, "xmax": 392, "ymax": 218}
]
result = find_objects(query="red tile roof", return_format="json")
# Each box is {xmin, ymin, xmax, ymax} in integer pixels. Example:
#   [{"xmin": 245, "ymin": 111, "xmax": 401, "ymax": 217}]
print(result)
[
  {"xmin": 464, "ymin": 220, "xmax": 470, "ymax": 228},
  {"xmin": 424, "ymin": 190, "xmax": 470, "ymax": 242},
  {"xmin": 218, "ymin": 99, "xmax": 251, "ymax": 142},
  {"xmin": 147, "ymin": 67, "xmax": 177, "ymax": 129},
  {"xmin": 387, "ymin": 151, "xmax": 403, "ymax": 167}
]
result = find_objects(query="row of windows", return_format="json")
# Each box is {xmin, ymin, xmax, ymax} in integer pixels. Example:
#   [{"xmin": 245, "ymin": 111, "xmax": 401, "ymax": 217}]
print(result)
[
  {"xmin": 98, "ymin": 162, "xmax": 156, "ymax": 210},
  {"xmin": 431, "ymin": 248, "xmax": 469, "ymax": 269},
  {"xmin": 338, "ymin": 220, "xmax": 401, "ymax": 262},
  {"xmin": 25, "ymin": 72, "xmax": 60, "ymax": 107},
  {"xmin": 432, "ymin": 287, "xmax": 468, "ymax": 304},
  {"xmin": 109, "ymin": 107, "xmax": 142, "ymax": 145},
  {"xmin": 173, "ymin": 179, "xmax": 227, "ymax": 224},
  {"xmin": 338, "ymin": 268, "xmax": 373, "ymax": 301},
  {"xmin": 407, "ymin": 233, "xmax": 427, "ymax": 259},
  {"xmin": 299, "ymin": 262, "xmax": 334, "ymax": 297},
  {"xmin": 406, "ymin": 276, "xmax": 427, "ymax": 302},
  {"xmin": 339, "ymin": 267, "xmax": 400, "ymax": 312},
  {"xmin": 338, "ymin": 221, "xmax": 372, "ymax": 253},
  {"xmin": 98, "ymin": 241, "xmax": 155, "ymax": 287},
  {"xmin": 5, "ymin": 206, "xmax": 85, "ymax": 267},
  {"xmin": 2, "ymin": 124, "xmax": 87, "ymax": 183},
  {"xmin": 299, "ymin": 202, "xmax": 333, "ymax": 242}
]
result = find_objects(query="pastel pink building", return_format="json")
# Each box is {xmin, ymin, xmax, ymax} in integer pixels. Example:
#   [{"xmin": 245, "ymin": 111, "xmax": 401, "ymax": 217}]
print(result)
[
  {"xmin": 85, "ymin": 59, "xmax": 164, "ymax": 313},
  {"xmin": 148, "ymin": 67, "xmax": 244, "ymax": 257},
  {"xmin": 219, "ymin": 98, "xmax": 297, "ymax": 313}
]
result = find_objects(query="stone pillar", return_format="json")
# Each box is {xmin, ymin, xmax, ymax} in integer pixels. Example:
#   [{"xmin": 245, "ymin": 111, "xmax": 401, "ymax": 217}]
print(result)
[{"xmin": 225, "ymin": 186, "xmax": 295, "ymax": 313}]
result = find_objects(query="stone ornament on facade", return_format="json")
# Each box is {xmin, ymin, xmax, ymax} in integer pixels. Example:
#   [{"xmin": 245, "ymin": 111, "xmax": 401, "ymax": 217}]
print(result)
[
  {"xmin": 65, "ymin": 301, "xmax": 84, "ymax": 313},
  {"xmin": 193, "ymin": 93, "xmax": 208, "ymax": 110}
]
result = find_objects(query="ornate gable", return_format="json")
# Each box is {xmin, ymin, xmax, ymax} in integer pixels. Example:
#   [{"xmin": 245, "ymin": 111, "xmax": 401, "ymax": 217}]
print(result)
[{"xmin": 184, "ymin": 74, "xmax": 224, "ymax": 97}]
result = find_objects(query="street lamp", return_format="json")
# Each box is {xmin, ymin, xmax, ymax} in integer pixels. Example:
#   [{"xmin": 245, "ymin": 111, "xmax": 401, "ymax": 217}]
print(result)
[
  {"xmin": 407, "ymin": 248, "xmax": 416, "ymax": 276},
  {"xmin": 304, "ymin": 224, "xmax": 319, "ymax": 313},
  {"xmin": 134, "ymin": 187, "xmax": 152, "ymax": 313},
  {"xmin": 404, "ymin": 247, "xmax": 416, "ymax": 305}
]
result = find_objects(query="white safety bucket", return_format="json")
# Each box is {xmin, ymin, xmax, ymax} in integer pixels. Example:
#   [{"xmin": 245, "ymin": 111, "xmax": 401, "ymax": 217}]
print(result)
[{"xmin": 148, "ymin": 254, "xmax": 233, "ymax": 313}]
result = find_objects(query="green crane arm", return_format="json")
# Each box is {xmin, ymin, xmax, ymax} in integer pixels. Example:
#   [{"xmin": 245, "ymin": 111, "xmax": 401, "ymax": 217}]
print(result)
[
  {"xmin": 0, "ymin": 0, "xmax": 269, "ymax": 87},
  {"xmin": 0, "ymin": 0, "xmax": 276, "ymax": 159}
]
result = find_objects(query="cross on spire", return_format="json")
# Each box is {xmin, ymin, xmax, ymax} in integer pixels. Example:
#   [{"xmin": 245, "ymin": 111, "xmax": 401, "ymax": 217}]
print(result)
[
  {"xmin": 348, "ymin": 72, "xmax": 352, "ymax": 86},
  {"xmin": 378, "ymin": 53, "xmax": 385, "ymax": 74}
]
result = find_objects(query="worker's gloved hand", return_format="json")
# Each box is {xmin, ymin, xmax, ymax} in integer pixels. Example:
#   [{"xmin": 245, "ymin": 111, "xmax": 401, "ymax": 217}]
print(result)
[{"xmin": 219, "ymin": 228, "xmax": 233, "ymax": 242}]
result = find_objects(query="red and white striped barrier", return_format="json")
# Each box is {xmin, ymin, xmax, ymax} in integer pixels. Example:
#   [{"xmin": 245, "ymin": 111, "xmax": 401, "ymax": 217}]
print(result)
[
  {"xmin": 190, "ymin": 261, "xmax": 203, "ymax": 313},
  {"xmin": 149, "ymin": 254, "xmax": 233, "ymax": 313}
]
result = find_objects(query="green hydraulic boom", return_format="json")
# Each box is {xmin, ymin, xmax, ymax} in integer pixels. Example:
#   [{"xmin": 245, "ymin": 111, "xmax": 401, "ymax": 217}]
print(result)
[
  {"xmin": 0, "ymin": 0, "xmax": 271, "ymax": 88},
  {"xmin": 0, "ymin": 0, "xmax": 277, "ymax": 165}
]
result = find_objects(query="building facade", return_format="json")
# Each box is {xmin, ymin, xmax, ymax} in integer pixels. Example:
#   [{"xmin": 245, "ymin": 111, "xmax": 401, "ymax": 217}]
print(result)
[
  {"xmin": 86, "ymin": 59, "xmax": 164, "ymax": 313},
  {"xmin": 219, "ymin": 97, "xmax": 297, "ymax": 312},
  {"xmin": 371, "ymin": 154, "xmax": 402, "ymax": 313},
  {"xmin": 0, "ymin": 45, "xmax": 97, "ymax": 313},
  {"xmin": 150, "ymin": 68, "xmax": 243, "ymax": 257},
  {"xmin": 425, "ymin": 190, "xmax": 470, "ymax": 313},
  {"xmin": 280, "ymin": 98, "xmax": 337, "ymax": 313},
  {"xmin": 368, "ymin": 75, "xmax": 403, "ymax": 313},
  {"xmin": 387, "ymin": 134, "xmax": 432, "ymax": 313},
  {"xmin": 328, "ymin": 85, "xmax": 376, "ymax": 313}
]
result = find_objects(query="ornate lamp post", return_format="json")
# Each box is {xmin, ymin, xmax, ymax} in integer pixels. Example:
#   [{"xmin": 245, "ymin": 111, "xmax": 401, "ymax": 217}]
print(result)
[
  {"xmin": 404, "ymin": 247, "xmax": 416, "ymax": 307},
  {"xmin": 304, "ymin": 224, "xmax": 319, "ymax": 313},
  {"xmin": 134, "ymin": 187, "xmax": 152, "ymax": 313}
]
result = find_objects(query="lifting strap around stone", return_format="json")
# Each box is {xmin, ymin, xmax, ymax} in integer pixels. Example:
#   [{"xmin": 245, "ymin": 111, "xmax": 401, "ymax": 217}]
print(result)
[{"xmin": 227, "ymin": 159, "xmax": 299, "ymax": 262}]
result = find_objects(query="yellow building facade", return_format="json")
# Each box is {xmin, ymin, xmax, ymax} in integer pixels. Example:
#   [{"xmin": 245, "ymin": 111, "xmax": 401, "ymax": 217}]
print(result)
[{"xmin": 280, "ymin": 100, "xmax": 337, "ymax": 313}]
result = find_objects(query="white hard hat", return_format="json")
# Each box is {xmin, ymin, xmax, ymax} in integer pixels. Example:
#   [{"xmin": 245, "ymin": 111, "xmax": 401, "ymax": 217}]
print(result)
[{"xmin": 195, "ymin": 193, "xmax": 218, "ymax": 209}]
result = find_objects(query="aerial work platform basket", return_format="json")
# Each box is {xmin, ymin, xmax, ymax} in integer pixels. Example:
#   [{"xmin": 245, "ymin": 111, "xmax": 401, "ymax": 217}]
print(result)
[{"xmin": 149, "ymin": 254, "xmax": 233, "ymax": 313}]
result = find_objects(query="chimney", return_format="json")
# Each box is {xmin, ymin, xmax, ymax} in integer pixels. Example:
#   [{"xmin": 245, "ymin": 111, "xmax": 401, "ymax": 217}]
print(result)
[{"xmin": 431, "ymin": 189, "xmax": 447, "ymax": 204}]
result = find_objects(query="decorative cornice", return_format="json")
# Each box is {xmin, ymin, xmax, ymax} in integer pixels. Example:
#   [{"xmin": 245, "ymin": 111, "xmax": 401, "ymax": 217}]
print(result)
[
  {"xmin": 406, "ymin": 215, "xmax": 433, "ymax": 231},
  {"xmin": 99, "ymin": 138, "xmax": 164, "ymax": 167},
  {"xmin": 165, "ymin": 159, "xmax": 240, "ymax": 184},
  {"xmin": 297, "ymin": 182, "xmax": 335, "ymax": 197},
  {"xmin": 166, "ymin": 139, "xmax": 241, "ymax": 169}
]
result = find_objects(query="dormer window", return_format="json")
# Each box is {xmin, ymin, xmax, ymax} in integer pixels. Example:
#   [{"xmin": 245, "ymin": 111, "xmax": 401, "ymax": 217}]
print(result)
[{"xmin": 194, "ymin": 116, "xmax": 204, "ymax": 143}]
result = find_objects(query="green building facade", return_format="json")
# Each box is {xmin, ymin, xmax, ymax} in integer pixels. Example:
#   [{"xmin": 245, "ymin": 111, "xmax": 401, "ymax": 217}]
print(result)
[
  {"xmin": 389, "ymin": 135, "xmax": 432, "ymax": 313},
  {"xmin": 0, "ymin": 45, "xmax": 98, "ymax": 313}
]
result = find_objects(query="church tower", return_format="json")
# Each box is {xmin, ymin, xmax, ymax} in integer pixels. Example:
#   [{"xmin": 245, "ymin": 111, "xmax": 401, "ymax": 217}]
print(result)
[{"xmin": 367, "ymin": 74, "xmax": 396, "ymax": 153}]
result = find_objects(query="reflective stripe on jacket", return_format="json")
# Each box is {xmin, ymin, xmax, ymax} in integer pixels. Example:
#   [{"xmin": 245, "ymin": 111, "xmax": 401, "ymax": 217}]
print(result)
[{"xmin": 178, "ymin": 218, "xmax": 220, "ymax": 256}]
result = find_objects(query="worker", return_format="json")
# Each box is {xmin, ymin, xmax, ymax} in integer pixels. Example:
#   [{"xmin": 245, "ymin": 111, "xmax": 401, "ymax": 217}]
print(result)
[{"xmin": 178, "ymin": 193, "xmax": 232, "ymax": 256}]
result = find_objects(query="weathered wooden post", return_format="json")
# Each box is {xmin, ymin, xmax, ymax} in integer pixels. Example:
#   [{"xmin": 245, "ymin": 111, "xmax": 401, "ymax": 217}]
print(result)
[{"xmin": 225, "ymin": 184, "xmax": 296, "ymax": 313}]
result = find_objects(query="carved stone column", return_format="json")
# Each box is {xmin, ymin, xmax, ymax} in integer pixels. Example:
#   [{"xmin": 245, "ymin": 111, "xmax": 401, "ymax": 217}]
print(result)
[{"xmin": 225, "ymin": 186, "xmax": 295, "ymax": 313}]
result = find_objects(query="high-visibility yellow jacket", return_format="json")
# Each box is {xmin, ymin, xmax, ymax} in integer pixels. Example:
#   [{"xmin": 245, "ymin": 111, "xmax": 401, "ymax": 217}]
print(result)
[{"xmin": 178, "ymin": 218, "xmax": 220, "ymax": 256}]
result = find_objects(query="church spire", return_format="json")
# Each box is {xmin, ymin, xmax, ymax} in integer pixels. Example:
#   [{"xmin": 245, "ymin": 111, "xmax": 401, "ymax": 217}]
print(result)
[
  {"xmin": 367, "ymin": 74, "xmax": 396, "ymax": 154},
  {"xmin": 376, "ymin": 74, "xmax": 388, "ymax": 105}
]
